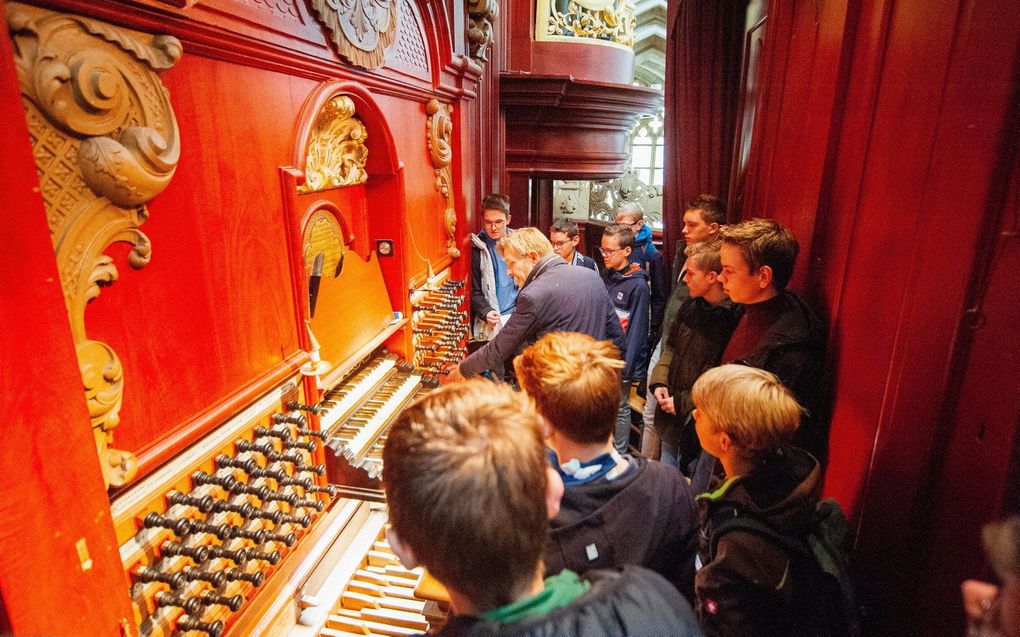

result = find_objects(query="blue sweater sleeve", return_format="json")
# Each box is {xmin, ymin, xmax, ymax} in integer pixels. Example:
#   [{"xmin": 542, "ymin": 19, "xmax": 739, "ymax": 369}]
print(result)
[{"xmin": 623, "ymin": 282, "xmax": 650, "ymax": 381}]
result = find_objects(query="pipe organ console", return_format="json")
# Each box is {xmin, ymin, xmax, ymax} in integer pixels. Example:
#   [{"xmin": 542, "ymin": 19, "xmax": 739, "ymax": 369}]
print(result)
[
  {"xmin": 410, "ymin": 278, "xmax": 469, "ymax": 375},
  {"xmin": 0, "ymin": 2, "xmax": 474, "ymax": 631}
]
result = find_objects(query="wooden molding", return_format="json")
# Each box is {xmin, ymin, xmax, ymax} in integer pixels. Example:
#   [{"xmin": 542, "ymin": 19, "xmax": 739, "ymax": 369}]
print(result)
[
  {"xmin": 500, "ymin": 73, "xmax": 662, "ymax": 179},
  {"xmin": 7, "ymin": 2, "xmax": 182, "ymax": 488},
  {"xmin": 426, "ymin": 98, "xmax": 460, "ymax": 258},
  {"xmin": 310, "ymin": 0, "xmax": 399, "ymax": 70}
]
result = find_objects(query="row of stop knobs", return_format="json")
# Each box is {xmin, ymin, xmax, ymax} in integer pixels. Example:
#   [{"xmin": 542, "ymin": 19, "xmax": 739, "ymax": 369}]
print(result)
[{"xmin": 135, "ymin": 409, "xmax": 335, "ymax": 636}]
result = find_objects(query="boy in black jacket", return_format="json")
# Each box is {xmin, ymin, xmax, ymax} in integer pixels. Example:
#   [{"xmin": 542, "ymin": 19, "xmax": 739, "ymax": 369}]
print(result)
[
  {"xmin": 691, "ymin": 364, "xmax": 824, "ymax": 636},
  {"xmin": 382, "ymin": 380, "xmax": 702, "ymax": 637},
  {"xmin": 515, "ymin": 331, "xmax": 699, "ymax": 602}
]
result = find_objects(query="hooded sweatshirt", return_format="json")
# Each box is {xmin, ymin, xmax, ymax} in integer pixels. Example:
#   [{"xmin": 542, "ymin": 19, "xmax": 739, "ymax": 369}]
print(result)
[
  {"xmin": 602, "ymin": 265, "xmax": 650, "ymax": 382},
  {"xmin": 628, "ymin": 223, "xmax": 668, "ymax": 344},
  {"xmin": 695, "ymin": 446, "xmax": 822, "ymax": 636}
]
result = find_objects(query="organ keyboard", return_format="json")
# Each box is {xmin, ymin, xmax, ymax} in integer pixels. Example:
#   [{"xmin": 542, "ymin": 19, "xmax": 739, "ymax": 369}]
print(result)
[
  {"xmin": 320, "ymin": 352, "xmax": 434, "ymax": 489},
  {"xmin": 288, "ymin": 502, "xmax": 447, "ymax": 637}
]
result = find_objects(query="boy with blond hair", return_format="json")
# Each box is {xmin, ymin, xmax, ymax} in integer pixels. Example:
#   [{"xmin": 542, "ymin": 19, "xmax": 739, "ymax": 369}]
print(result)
[
  {"xmin": 691, "ymin": 364, "xmax": 826, "ymax": 636},
  {"xmin": 382, "ymin": 379, "xmax": 701, "ymax": 637},
  {"xmin": 514, "ymin": 332, "xmax": 699, "ymax": 600}
]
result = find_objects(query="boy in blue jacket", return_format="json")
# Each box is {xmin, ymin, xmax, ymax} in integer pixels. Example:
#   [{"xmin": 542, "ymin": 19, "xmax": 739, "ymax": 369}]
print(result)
[{"xmin": 600, "ymin": 224, "xmax": 650, "ymax": 453}]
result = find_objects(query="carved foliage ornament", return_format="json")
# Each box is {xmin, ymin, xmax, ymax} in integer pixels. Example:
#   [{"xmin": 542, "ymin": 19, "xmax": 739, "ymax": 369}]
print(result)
[
  {"xmin": 426, "ymin": 99, "xmax": 459, "ymax": 259},
  {"xmin": 467, "ymin": 0, "xmax": 498, "ymax": 64},
  {"xmin": 544, "ymin": 0, "xmax": 636, "ymax": 47},
  {"xmin": 7, "ymin": 2, "xmax": 182, "ymax": 488},
  {"xmin": 300, "ymin": 95, "xmax": 369, "ymax": 192},
  {"xmin": 311, "ymin": 0, "xmax": 399, "ymax": 70}
]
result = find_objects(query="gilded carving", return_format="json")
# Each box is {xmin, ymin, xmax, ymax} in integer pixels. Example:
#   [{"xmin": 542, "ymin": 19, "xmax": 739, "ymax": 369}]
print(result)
[
  {"xmin": 311, "ymin": 0, "xmax": 399, "ymax": 70},
  {"xmin": 426, "ymin": 99, "xmax": 459, "ymax": 259},
  {"xmin": 299, "ymin": 95, "xmax": 369, "ymax": 192},
  {"xmin": 542, "ymin": 0, "xmax": 636, "ymax": 48},
  {"xmin": 467, "ymin": 0, "xmax": 498, "ymax": 64},
  {"xmin": 7, "ymin": 3, "xmax": 182, "ymax": 488}
]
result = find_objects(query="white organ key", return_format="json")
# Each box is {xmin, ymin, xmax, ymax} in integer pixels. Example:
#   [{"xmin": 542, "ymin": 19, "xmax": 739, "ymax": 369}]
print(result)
[
  {"xmin": 320, "ymin": 359, "xmax": 397, "ymax": 432},
  {"xmin": 342, "ymin": 374, "xmax": 421, "ymax": 462}
]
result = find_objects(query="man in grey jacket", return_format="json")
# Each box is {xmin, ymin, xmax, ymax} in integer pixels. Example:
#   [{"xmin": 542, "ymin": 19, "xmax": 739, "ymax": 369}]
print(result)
[
  {"xmin": 470, "ymin": 193, "xmax": 518, "ymax": 342},
  {"xmin": 450, "ymin": 228, "xmax": 626, "ymax": 381}
]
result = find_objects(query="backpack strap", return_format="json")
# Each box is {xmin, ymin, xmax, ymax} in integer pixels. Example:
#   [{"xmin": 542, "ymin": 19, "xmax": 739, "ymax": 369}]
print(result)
[{"xmin": 708, "ymin": 503, "xmax": 811, "ymax": 562}]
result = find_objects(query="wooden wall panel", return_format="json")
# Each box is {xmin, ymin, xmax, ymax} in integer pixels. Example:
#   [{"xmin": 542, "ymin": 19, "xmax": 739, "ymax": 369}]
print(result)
[
  {"xmin": 0, "ymin": 9, "xmax": 133, "ymax": 633},
  {"xmin": 83, "ymin": 59, "xmax": 316, "ymax": 471},
  {"xmin": 736, "ymin": 0, "xmax": 1020, "ymax": 632}
]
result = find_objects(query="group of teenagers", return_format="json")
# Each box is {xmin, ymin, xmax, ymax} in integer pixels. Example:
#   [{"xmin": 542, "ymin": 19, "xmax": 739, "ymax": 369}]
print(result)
[{"xmin": 394, "ymin": 193, "xmax": 839, "ymax": 636}]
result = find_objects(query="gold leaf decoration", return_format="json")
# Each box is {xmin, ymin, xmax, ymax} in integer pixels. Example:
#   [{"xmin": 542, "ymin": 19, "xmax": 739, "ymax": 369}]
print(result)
[{"xmin": 300, "ymin": 95, "xmax": 369, "ymax": 193}]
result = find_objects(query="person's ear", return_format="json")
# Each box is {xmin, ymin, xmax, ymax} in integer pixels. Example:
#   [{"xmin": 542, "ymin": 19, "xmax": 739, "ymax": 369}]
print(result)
[
  {"xmin": 386, "ymin": 526, "xmax": 419, "ymax": 570},
  {"xmin": 716, "ymin": 431, "xmax": 733, "ymax": 453},
  {"xmin": 706, "ymin": 271, "xmax": 719, "ymax": 283},
  {"xmin": 545, "ymin": 466, "xmax": 564, "ymax": 520},
  {"xmin": 529, "ymin": 250, "xmax": 541, "ymax": 263},
  {"xmin": 759, "ymin": 265, "xmax": 773, "ymax": 289},
  {"xmin": 570, "ymin": 236, "xmax": 580, "ymax": 247},
  {"xmin": 708, "ymin": 222, "xmax": 720, "ymax": 236},
  {"xmin": 623, "ymin": 245, "xmax": 633, "ymax": 257}
]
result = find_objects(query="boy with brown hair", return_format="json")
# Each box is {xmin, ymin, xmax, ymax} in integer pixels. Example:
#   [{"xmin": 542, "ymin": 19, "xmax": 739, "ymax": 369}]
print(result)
[
  {"xmin": 691, "ymin": 364, "xmax": 827, "ymax": 636},
  {"xmin": 648, "ymin": 240, "xmax": 739, "ymax": 471},
  {"xmin": 382, "ymin": 379, "xmax": 701, "ymax": 637},
  {"xmin": 514, "ymin": 332, "xmax": 699, "ymax": 600},
  {"xmin": 600, "ymin": 223, "xmax": 651, "ymax": 453},
  {"xmin": 716, "ymin": 218, "xmax": 827, "ymax": 463}
]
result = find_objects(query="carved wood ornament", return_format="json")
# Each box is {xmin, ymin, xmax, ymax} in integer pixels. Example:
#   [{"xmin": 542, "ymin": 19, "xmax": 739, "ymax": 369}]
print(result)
[
  {"xmin": 6, "ymin": 3, "xmax": 182, "ymax": 488},
  {"xmin": 467, "ymin": 0, "xmax": 498, "ymax": 64},
  {"xmin": 299, "ymin": 95, "xmax": 369, "ymax": 193},
  {"xmin": 426, "ymin": 99, "xmax": 459, "ymax": 259},
  {"xmin": 311, "ymin": 0, "xmax": 399, "ymax": 70}
]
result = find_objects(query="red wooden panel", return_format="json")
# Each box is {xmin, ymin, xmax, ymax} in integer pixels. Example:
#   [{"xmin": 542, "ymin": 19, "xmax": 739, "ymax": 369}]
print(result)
[
  {"xmin": 0, "ymin": 17, "xmax": 133, "ymax": 633},
  {"xmin": 82, "ymin": 59, "xmax": 315, "ymax": 473}
]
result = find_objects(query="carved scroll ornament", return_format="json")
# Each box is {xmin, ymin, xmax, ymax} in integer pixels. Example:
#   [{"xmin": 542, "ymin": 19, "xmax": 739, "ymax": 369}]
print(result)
[
  {"xmin": 426, "ymin": 99, "xmax": 459, "ymax": 259},
  {"xmin": 311, "ymin": 0, "xmax": 399, "ymax": 70},
  {"xmin": 467, "ymin": 0, "xmax": 498, "ymax": 64},
  {"xmin": 7, "ymin": 3, "xmax": 182, "ymax": 488},
  {"xmin": 544, "ymin": 0, "xmax": 636, "ymax": 47},
  {"xmin": 300, "ymin": 95, "xmax": 369, "ymax": 193}
]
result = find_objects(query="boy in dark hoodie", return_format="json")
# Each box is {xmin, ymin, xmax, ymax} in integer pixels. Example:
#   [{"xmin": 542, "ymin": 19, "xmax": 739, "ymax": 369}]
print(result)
[
  {"xmin": 616, "ymin": 202, "xmax": 667, "ymax": 346},
  {"xmin": 382, "ymin": 379, "xmax": 702, "ymax": 637},
  {"xmin": 600, "ymin": 223, "xmax": 650, "ymax": 453},
  {"xmin": 514, "ymin": 332, "xmax": 699, "ymax": 602},
  {"xmin": 649, "ymin": 240, "xmax": 740, "ymax": 472},
  {"xmin": 691, "ymin": 364, "xmax": 823, "ymax": 636}
]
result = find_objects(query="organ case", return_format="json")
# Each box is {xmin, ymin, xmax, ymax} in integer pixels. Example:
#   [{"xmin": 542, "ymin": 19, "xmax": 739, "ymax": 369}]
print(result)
[{"xmin": 0, "ymin": 0, "xmax": 476, "ymax": 633}]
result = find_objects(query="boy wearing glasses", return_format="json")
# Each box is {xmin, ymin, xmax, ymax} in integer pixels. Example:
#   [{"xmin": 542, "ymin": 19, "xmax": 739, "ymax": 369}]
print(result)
[
  {"xmin": 600, "ymin": 224, "xmax": 650, "ymax": 453},
  {"xmin": 615, "ymin": 202, "xmax": 667, "ymax": 347},
  {"xmin": 549, "ymin": 217, "xmax": 598, "ymax": 272},
  {"xmin": 470, "ymin": 193, "xmax": 518, "ymax": 342}
]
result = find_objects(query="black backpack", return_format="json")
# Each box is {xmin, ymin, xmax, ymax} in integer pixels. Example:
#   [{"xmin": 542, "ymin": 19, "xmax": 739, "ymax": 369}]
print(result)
[{"xmin": 708, "ymin": 498, "xmax": 862, "ymax": 637}]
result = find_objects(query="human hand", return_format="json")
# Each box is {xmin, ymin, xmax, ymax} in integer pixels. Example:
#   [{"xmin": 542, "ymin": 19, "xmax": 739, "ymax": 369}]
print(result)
[
  {"xmin": 653, "ymin": 386, "xmax": 671, "ymax": 405},
  {"xmin": 443, "ymin": 365, "xmax": 465, "ymax": 384},
  {"xmin": 485, "ymin": 310, "xmax": 500, "ymax": 326},
  {"xmin": 961, "ymin": 579, "xmax": 1000, "ymax": 623},
  {"xmin": 661, "ymin": 396, "xmax": 675, "ymax": 415}
]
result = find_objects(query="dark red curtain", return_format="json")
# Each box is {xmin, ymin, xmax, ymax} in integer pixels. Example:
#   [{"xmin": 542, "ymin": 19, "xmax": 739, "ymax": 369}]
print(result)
[{"xmin": 662, "ymin": 0, "xmax": 748, "ymax": 266}]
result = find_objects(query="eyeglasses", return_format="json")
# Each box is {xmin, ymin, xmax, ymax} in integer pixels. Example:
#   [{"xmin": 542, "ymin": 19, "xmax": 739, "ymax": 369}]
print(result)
[
  {"xmin": 483, "ymin": 219, "xmax": 507, "ymax": 228},
  {"xmin": 551, "ymin": 241, "xmax": 570, "ymax": 249},
  {"xmin": 599, "ymin": 247, "xmax": 624, "ymax": 258}
]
